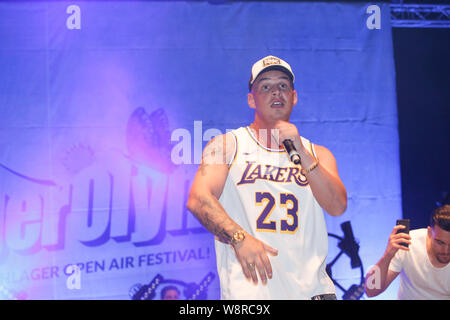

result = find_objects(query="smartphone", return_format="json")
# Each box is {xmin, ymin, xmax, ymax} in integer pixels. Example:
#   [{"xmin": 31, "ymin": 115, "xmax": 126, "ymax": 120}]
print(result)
[{"xmin": 396, "ymin": 219, "xmax": 410, "ymax": 247}]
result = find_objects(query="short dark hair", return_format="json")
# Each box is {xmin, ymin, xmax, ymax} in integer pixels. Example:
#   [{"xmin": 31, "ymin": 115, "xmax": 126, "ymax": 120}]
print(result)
[
  {"xmin": 248, "ymin": 66, "xmax": 295, "ymax": 92},
  {"xmin": 430, "ymin": 204, "xmax": 450, "ymax": 232},
  {"xmin": 161, "ymin": 285, "xmax": 180, "ymax": 299}
]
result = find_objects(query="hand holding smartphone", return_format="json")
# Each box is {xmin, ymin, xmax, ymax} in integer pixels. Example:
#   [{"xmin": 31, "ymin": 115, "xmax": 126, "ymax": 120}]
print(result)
[{"xmin": 396, "ymin": 219, "xmax": 410, "ymax": 248}]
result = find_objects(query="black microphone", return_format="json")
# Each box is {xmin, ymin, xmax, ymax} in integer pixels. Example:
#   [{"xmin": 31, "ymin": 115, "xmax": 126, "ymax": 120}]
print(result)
[{"xmin": 283, "ymin": 139, "xmax": 301, "ymax": 165}]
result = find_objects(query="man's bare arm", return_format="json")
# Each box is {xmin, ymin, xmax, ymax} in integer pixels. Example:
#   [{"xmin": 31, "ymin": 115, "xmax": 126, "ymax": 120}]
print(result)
[
  {"xmin": 365, "ymin": 225, "xmax": 410, "ymax": 297},
  {"xmin": 187, "ymin": 133, "xmax": 278, "ymax": 284},
  {"xmin": 303, "ymin": 145, "xmax": 347, "ymax": 216},
  {"xmin": 274, "ymin": 121, "xmax": 347, "ymax": 216},
  {"xmin": 186, "ymin": 133, "xmax": 240, "ymax": 242}
]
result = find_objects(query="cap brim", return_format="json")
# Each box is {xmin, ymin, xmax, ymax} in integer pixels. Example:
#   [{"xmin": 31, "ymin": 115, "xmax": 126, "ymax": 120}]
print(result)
[{"xmin": 249, "ymin": 65, "xmax": 294, "ymax": 91}]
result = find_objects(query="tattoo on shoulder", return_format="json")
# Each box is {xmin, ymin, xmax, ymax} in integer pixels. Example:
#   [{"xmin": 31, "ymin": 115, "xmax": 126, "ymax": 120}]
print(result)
[{"xmin": 201, "ymin": 133, "xmax": 235, "ymax": 170}]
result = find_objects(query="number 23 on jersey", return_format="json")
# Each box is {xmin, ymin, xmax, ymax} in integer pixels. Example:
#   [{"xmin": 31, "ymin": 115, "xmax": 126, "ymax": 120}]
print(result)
[{"xmin": 255, "ymin": 191, "xmax": 299, "ymax": 233}]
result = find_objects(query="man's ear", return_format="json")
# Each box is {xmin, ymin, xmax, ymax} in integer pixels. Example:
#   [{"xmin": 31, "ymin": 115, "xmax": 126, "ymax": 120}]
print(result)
[
  {"xmin": 293, "ymin": 90, "xmax": 298, "ymax": 106},
  {"xmin": 248, "ymin": 93, "xmax": 256, "ymax": 109}
]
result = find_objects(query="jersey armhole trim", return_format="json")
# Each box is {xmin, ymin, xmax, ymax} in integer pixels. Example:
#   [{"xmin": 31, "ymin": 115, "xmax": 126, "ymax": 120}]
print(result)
[
  {"xmin": 310, "ymin": 141, "xmax": 317, "ymax": 160},
  {"xmin": 228, "ymin": 131, "xmax": 238, "ymax": 169}
]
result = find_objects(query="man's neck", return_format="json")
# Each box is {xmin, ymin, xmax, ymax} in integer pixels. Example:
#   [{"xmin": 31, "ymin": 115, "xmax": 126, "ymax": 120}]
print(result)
[{"xmin": 249, "ymin": 121, "xmax": 282, "ymax": 149}]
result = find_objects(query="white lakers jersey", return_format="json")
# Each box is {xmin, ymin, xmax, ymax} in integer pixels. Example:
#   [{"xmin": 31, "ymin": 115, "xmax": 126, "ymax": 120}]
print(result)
[{"xmin": 215, "ymin": 126, "xmax": 335, "ymax": 299}]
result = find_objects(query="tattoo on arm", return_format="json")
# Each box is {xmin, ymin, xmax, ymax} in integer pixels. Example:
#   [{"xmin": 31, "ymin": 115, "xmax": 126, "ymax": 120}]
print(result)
[
  {"xmin": 193, "ymin": 195, "xmax": 235, "ymax": 244},
  {"xmin": 200, "ymin": 134, "xmax": 233, "ymax": 174},
  {"xmin": 190, "ymin": 133, "xmax": 238, "ymax": 240}
]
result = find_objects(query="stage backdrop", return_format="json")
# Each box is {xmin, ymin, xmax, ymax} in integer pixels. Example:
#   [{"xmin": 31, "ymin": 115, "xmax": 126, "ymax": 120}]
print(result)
[{"xmin": 0, "ymin": 1, "xmax": 401, "ymax": 300}]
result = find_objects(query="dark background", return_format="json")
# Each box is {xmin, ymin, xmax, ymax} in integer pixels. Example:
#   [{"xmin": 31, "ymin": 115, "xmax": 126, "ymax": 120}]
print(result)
[{"xmin": 392, "ymin": 27, "xmax": 450, "ymax": 229}]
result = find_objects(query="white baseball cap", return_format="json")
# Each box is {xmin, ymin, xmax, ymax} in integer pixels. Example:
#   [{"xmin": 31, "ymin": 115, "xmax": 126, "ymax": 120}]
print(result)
[{"xmin": 248, "ymin": 55, "xmax": 295, "ymax": 91}]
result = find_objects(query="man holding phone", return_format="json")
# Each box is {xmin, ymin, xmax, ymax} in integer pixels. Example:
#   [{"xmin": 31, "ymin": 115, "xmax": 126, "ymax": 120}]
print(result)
[{"xmin": 365, "ymin": 205, "xmax": 450, "ymax": 299}]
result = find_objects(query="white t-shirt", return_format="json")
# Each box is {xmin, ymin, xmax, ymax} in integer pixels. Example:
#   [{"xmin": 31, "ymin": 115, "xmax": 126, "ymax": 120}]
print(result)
[
  {"xmin": 215, "ymin": 127, "xmax": 335, "ymax": 300},
  {"xmin": 389, "ymin": 228, "xmax": 450, "ymax": 300}
]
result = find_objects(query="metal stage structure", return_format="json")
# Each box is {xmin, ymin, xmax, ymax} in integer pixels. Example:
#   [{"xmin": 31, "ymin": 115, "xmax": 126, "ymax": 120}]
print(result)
[{"xmin": 390, "ymin": 2, "xmax": 450, "ymax": 28}]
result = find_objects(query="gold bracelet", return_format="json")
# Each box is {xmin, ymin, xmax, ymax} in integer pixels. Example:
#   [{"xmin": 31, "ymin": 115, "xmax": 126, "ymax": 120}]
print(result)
[{"xmin": 304, "ymin": 160, "xmax": 319, "ymax": 173}]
